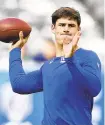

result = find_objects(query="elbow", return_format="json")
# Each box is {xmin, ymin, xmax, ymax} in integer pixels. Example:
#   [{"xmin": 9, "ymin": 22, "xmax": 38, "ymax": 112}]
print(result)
[
  {"xmin": 11, "ymin": 85, "xmax": 24, "ymax": 94},
  {"xmin": 91, "ymin": 81, "xmax": 101, "ymax": 97},
  {"xmin": 10, "ymin": 76, "xmax": 29, "ymax": 94},
  {"xmin": 11, "ymin": 80, "xmax": 27, "ymax": 94}
]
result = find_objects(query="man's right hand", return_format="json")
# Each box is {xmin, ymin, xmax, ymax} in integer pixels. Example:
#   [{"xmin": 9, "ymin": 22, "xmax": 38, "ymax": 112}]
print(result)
[{"xmin": 9, "ymin": 31, "xmax": 29, "ymax": 52}]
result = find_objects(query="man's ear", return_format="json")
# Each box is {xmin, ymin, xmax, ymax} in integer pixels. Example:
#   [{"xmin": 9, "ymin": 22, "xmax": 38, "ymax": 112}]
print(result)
[
  {"xmin": 51, "ymin": 24, "xmax": 55, "ymax": 34},
  {"xmin": 78, "ymin": 26, "xmax": 81, "ymax": 31}
]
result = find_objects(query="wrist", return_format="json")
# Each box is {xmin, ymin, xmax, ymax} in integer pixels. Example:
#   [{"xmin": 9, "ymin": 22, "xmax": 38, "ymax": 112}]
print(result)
[
  {"xmin": 64, "ymin": 52, "xmax": 74, "ymax": 58},
  {"xmin": 9, "ymin": 47, "xmax": 21, "ymax": 52}
]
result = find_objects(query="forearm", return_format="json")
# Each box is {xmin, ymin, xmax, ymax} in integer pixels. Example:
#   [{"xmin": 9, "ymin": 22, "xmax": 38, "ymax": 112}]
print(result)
[{"xmin": 65, "ymin": 57, "xmax": 101, "ymax": 97}]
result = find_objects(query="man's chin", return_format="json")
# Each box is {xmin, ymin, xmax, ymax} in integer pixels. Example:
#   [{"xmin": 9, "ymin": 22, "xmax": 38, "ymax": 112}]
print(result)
[
  {"xmin": 62, "ymin": 35, "xmax": 73, "ymax": 39},
  {"xmin": 56, "ymin": 37, "xmax": 72, "ymax": 44},
  {"xmin": 62, "ymin": 38, "xmax": 72, "ymax": 43}
]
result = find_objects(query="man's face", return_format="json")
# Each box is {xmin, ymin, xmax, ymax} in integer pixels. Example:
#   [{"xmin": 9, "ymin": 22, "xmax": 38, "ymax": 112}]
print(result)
[{"xmin": 52, "ymin": 18, "xmax": 80, "ymax": 45}]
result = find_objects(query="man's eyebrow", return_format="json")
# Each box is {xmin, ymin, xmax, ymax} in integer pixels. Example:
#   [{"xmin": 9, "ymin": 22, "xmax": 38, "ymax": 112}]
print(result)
[
  {"xmin": 59, "ymin": 22, "xmax": 76, "ymax": 24},
  {"xmin": 68, "ymin": 23, "xmax": 76, "ymax": 25},
  {"xmin": 59, "ymin": 23, "xmax": 66, "ymax": 24},
  {"xmin": 58, "ymin": 22, "xmax": 77, "ymax": 26}
]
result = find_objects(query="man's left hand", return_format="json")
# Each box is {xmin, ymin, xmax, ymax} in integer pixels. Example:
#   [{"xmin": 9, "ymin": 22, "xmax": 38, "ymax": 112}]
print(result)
[{"xmin": 63, "ymin": 31, "xmax": 81, "ymax": 58}]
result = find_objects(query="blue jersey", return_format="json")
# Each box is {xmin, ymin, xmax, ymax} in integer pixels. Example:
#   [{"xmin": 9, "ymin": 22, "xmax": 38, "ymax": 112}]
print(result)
[{"xmin": 9, "ymin": 48, "xmax": 101, "ymax": 125}]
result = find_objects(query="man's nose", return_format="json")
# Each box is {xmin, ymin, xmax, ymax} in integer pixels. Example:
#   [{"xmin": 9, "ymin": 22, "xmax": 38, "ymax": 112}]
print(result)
[{"xmin": 64, "ymin": 25, "xmax": 69, "ymax": 32}]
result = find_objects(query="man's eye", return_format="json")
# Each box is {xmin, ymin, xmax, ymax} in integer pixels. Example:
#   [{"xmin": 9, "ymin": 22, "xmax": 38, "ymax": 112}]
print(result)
[
  {"xmin": 68, "ymin": 24, "xmax": 75, "ymax": 27},
  {"xmin": 59, "ymin": 24, "xmax": 65, "ymax": 26}
]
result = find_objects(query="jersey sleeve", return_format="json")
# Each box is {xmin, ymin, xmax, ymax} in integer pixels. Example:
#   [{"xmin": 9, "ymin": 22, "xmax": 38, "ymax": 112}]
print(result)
[
  {"xmin": 9, "ymin": 48, "xmax": 43, "ymax": 94},
  {"xmin": 65, "ymin": 51, "xmax": 101, "ymax": 97}
]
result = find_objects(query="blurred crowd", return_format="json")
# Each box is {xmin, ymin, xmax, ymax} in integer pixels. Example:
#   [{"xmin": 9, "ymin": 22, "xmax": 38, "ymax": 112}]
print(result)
[
  {"xmin": 0, "ymin": 0, "xmax": 104, "ymax": 63},
  {"xmin": 0, "ymin": 0, "xmax": 104, "ymax": 125}
]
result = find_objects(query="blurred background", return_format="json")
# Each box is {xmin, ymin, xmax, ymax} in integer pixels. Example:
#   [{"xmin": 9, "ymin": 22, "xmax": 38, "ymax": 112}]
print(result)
[{"xmin": 0, "ymin": 0, "xmax": 104, "ymax": 125}]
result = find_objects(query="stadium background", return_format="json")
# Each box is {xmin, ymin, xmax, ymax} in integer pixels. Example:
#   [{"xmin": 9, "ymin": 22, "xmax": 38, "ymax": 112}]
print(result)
[{"xmin": 0, "ymin": 0, "xmax": 104, "ymax": 125}]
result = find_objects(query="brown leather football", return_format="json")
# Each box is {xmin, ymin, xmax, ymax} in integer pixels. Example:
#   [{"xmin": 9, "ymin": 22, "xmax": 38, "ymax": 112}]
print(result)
[{"xmin": 0, "ymin": 17, "xmax": 32, "ymax": 43}]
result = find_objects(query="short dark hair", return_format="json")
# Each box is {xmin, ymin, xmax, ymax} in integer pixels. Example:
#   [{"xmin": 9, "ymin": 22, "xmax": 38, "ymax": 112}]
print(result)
[{"xmin": 51, "ymin": 7, "xmax": 81, "ymax": 26}]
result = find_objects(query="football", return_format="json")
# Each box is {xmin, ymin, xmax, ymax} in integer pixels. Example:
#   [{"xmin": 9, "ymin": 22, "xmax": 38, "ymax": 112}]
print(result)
[{"xmin": 0, "ymin": 17, "xmax": 32, "ymax": 43}]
